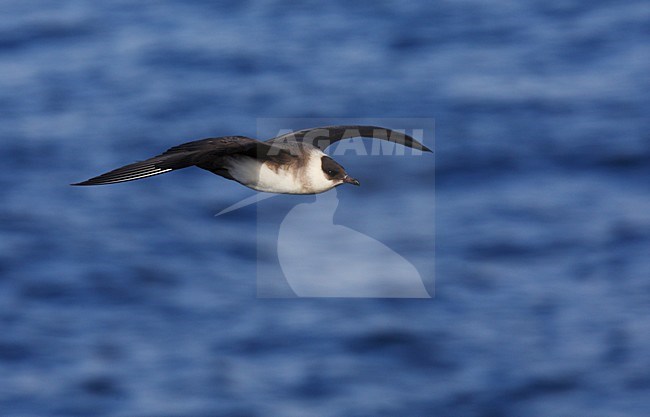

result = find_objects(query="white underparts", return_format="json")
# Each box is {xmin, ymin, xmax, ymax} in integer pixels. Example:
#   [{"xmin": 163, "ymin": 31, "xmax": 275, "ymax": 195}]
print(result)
[{"xmin": 224, "ymin": 152, "xmax": 338, "ymax": 194}]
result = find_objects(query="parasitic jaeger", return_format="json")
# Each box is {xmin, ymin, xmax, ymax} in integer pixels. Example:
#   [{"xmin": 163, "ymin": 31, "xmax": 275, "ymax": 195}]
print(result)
[{"xmin": 72, "ymin": 125, "xmax": 431, "ymax": 194}]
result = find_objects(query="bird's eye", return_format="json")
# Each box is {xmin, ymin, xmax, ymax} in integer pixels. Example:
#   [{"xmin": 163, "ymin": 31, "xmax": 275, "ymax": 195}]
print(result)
[{"xmin": 327, "ymin": 169, "xmax": 335, "ymax": 176}]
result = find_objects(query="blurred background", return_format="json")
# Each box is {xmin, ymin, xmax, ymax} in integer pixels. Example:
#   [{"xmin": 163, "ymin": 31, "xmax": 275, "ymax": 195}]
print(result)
[{"xmin": 1, "ymin": 0, "xmax": 649, "ymax": 416}]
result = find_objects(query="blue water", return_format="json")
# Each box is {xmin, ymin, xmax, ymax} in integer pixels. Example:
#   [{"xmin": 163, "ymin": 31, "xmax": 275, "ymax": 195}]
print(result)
[{"xmin": 1, "ymin": 1, "xmax": 649, "ymax": 416}]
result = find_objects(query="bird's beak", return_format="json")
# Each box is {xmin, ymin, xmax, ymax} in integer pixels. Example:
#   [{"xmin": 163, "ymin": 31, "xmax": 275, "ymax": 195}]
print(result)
[{"xmin": 343, "ymin": 175, "xmax": 360, "ymax": 186}]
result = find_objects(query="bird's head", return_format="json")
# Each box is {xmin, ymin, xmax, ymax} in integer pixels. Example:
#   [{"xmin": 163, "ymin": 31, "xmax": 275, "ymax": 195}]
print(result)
[{"xmin": 321, "ymin": 155, "xmax": 360, "ymax": 187}]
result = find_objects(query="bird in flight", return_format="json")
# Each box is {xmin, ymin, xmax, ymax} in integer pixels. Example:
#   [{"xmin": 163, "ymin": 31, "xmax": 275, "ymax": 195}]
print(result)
[{"xmin": 72, "ymin": 125, "xmax": 431, "ymax": 194}]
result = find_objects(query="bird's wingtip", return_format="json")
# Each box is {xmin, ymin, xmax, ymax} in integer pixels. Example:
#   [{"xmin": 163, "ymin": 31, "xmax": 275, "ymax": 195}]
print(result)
[{"xmin": 420, "ymin": 144, "xmax": 433, "ymax": 153}]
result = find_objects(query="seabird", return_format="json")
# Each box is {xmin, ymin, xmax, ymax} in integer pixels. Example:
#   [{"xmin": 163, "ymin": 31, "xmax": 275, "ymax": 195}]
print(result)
[{"xmin": 72, "ymin": 125, "xmax": 431, "ymax": 194}]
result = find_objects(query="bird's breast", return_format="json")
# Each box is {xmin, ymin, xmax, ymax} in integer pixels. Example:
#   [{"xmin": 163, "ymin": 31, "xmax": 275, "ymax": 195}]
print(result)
[
  {"xmin": 224, "ymin": 156, "xmax": 308, "ymax": 194},
  {"xmin": 224, "ymin": 153, "xmax": 334, "ymax": 195}
]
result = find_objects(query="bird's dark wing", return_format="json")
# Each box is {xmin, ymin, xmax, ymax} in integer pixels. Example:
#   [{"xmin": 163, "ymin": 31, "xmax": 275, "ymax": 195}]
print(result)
[
  {"xmin": 72, "ymin": 136, "xmax": 280, "ymax": 186},
  {"xmin": 265, "ymin": 125, "xmax": 432, "ymax": 153}
]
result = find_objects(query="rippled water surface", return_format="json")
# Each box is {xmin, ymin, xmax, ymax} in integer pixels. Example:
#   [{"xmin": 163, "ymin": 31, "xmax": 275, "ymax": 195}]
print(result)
[{"xmin": 1, "ymin": 1, "xmax": 649, "ymax": 416}]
